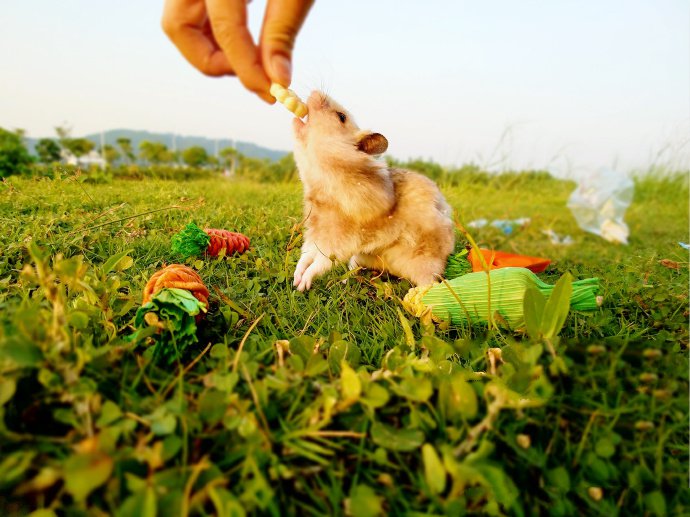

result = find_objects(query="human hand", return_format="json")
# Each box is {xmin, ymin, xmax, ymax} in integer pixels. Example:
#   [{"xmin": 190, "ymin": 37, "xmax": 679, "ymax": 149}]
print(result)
[{"xmin": 162, "ymin": 0, "xmax": 314, "ymax": 103}]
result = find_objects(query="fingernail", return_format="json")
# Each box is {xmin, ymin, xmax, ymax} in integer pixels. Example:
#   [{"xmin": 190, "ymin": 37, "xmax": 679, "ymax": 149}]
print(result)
[{"xmin": 271, "ymin": 54, "xmax": 292, "ymax": 85}]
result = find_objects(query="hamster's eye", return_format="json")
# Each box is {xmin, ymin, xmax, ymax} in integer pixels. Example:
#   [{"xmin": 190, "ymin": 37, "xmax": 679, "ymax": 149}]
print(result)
[{"xmin": 336, "ymin": 111, "xmax": 347, "ymax": 124}]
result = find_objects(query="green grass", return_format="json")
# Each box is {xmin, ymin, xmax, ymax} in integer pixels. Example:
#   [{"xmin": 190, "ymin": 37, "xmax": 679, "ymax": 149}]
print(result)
[{"xmin": 0, "ymin": 171, "xmax": 688, "ymax": 516}]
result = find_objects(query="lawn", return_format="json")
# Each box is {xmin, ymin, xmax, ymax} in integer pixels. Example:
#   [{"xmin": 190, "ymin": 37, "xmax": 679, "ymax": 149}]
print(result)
[{"xmin": 0, "ymin": 170, "xmax": 687, "ymax": 515}]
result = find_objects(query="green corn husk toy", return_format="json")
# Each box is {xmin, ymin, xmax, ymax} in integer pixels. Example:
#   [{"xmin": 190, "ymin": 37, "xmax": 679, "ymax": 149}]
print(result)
[
  {"xmin": 403, "ymin": 267, "xmax": 599, "ymax": 327},
  {"xmin": 444, "ymin": 249, "xmax": 472, "ymax": 279}
]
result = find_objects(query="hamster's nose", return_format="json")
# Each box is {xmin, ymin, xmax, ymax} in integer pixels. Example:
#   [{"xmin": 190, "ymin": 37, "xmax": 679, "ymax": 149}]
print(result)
[{"xmin": 307, "ymin": 91, "xmax": 328, "ymax": 111}]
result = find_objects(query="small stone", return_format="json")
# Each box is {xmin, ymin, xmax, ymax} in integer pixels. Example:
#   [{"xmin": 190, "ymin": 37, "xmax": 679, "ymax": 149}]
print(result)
[
  {"xmin": 516, "ymin": 434, "xmax": 531, "ymax": 449},
  {"xmin": 635, "ymin": 420, "xmax": 654, "ymax": 431},
  {"xmin": 377, "ymin": 473, "xmax": 394, "ymax": 487},
  {"xmin": 652, "ymin": 389, "xmax": 671, "ymax": 400},
  {"xmin": 587, "ymin": 344, "xmax": 606, "ymax": 355},
  {"xmin": 588, "ymin": 487, "xmax": 603, "ymax": 501},
  {"xmin": 642, "ymin": 348, "xmax": 663, "ymax": 359},
  {"xmin": 639, "ymin": 373, "xmax": 658, "ymax": 384}
]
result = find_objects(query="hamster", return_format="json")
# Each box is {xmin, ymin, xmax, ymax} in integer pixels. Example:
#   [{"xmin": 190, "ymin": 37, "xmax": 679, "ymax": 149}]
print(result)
[{"xmin": 291, "ymin": 91, "xmax": 455, "ymax": 291}]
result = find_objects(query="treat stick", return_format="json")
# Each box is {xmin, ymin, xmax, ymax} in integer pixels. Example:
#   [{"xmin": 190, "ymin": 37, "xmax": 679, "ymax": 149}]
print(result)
[{"xmin": 270, "ymin": 83, "xmax": 308, "ymax": 119}]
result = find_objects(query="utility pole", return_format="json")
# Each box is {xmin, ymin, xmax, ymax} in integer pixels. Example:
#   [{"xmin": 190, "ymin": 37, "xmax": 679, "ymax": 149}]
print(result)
[
  {"xmin": 223, "ymin": 138, "xmax": 237, "ymax": 178},
  {"xmin": 172, "ymin": 133, "xmax": 177, "ymax": 168},
  {"xmin": 100, "ymin": 131, "xmax": 106, "ymax": 169},
  {"xmin": 230, "ymin": 139, "xmax": 236, "ymax": 176}
]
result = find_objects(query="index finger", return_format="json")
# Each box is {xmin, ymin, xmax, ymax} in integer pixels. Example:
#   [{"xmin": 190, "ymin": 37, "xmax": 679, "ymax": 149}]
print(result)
[
  {"xmin": 162, "ymin": 0, "xmax": 234, "ymax": 76},
  {"xmin": 206, "ymin": 0, "xmax": 273, "ymax": 102}
]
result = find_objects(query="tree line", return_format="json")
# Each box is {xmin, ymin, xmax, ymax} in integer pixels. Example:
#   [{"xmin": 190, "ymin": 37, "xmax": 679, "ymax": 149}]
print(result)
[
  {"xmin": 0, "ymin": 125, "xmax": 300, "ymax": 182},
  {"xmin": 4, "ymin": 125, "xmax": 236, "ymax": 168}
]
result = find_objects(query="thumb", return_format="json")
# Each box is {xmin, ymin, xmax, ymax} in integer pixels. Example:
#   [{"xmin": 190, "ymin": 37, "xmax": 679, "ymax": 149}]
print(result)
[{"xmin": 260, "ymin": 0, "xmax": 314, "ymax": 86}]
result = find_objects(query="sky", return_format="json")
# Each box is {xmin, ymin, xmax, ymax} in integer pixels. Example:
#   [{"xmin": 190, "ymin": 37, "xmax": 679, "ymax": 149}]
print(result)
[{"xmin": 1, "ymin": 0, "xmax": 688, "ymax": 176}]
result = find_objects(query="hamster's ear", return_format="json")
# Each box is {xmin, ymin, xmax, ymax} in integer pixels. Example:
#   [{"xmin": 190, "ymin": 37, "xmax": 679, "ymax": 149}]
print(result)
[{"xmin": 356, "ymin": 132, "xmax": 388, "ymax": 155}]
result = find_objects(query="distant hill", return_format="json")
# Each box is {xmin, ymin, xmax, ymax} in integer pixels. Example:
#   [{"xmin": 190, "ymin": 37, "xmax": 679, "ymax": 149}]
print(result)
[{"xmin": 26, "ymin": 129, "xmax": 288, "ymax": 161}]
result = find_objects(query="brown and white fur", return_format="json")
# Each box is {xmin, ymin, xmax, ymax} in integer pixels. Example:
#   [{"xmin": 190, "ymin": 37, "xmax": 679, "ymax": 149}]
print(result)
[{"xmin": 292, "ymin": 91, "xmax": 455, "ymax": 291}]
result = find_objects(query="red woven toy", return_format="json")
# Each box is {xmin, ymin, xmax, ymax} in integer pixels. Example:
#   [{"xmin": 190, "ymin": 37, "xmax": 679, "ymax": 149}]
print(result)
[
  {"xmin": 205, "ymin": 228, "xmax": 250, "ymax": 257},
  {"xmin": 171, "ymin": 222, "xmax": 250, "ymax": 258}
]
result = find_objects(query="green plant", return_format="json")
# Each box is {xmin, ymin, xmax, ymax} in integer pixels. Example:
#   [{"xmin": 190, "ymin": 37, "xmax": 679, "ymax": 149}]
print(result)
[
  {"xmin": 62, "ymin": 137, "xmax": 95, "ymax": 158},
  {"xmin": 0, "ymin": 127, "xmax": 33, "ymax": 178},
  {"xmin": 139, "ymin": 140, "xmax": 174, "ymax": 166},
  {"xmin": 116, "ymin": 137, "xmax": 135, "ymax": 164},
  {"xmin": 35, "ymin": 138, "xmax": 61, "ymax": 164},
  {"xmin": 181, "ymin": 146, "xmax": 209, "ymax": 168}
]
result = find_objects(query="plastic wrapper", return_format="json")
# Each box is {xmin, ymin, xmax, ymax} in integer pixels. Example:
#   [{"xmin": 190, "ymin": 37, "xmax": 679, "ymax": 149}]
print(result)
[{"xmin": 567, "ymin": 168, "xmax": 634, "ymax": 244}]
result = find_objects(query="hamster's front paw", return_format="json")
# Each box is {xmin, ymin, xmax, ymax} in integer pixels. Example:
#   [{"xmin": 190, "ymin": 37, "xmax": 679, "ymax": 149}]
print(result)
[
  {"xmin": 296, "ymin": 254, "xmax": 333, "ymax": 292},
  {"xmin": 293, "ymin": 249, "xmax": 316, "ymax": 287}
]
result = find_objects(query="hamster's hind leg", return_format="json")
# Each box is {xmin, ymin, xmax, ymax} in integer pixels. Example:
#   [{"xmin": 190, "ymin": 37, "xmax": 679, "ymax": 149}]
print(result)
[
  {"xmin": 404, "ymin": 256, "xmax": 446, "ymax": 286},
  {"xmin": 384, "ymin": 249, "xmax": 446, "ymax": 287},
  {"xmin": 349, "ymin": 254, "xmax": 382, "ymax": 271}
]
